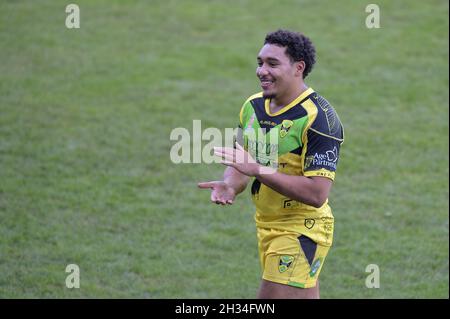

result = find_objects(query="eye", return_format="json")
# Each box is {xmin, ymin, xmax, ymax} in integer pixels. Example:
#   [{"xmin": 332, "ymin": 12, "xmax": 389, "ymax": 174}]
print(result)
[{"xmin": 257, "ymin": 61, "xmax": 263, "ymax": 67}]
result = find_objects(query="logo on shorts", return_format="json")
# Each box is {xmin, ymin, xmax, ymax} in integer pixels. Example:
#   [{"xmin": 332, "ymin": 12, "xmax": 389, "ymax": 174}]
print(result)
[
  {"xmin": 309, "ymin": 258, "xmax": 323, "ymax": 277},
  {"xmin": 278, "ymin": 255, "xmax": 294, "ymax": 273}
]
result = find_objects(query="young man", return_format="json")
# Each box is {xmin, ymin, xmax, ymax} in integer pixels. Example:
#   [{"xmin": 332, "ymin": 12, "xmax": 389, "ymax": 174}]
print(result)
[{"xmin": 198, "ymin": 30, "xmax": 344, "ymax": 299}]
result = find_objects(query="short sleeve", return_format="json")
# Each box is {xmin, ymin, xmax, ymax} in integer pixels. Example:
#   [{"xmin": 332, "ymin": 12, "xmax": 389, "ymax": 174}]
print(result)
[{"xmin": 303, "ymin": 129, "xmax": 343, "ymax": 180}]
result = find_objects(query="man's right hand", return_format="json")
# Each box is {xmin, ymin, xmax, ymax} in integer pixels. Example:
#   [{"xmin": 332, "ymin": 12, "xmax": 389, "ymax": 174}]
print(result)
[{"xmin": 197, "ymin": 181, "xmax": 236, "ymax": 205}]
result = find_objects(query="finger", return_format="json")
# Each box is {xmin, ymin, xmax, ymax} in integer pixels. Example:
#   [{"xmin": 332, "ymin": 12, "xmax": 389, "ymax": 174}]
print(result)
[
  {"xmin": 213, "ymin": 149, "xmax": 234, "ymax": 159},
  {"xmin": 213, "ymin": 149, "xmax": 226, "ymax": 159},
  {"xmin": 198, "ymin": 182, "xmax": 216, "ymax": 189},
  {"xmin": 215, "ymin": 147, "xmax": 236, "ymax": 156},
  {"xmin": 213, "ymin": 147, "xmax": 226, "ymax": 154},
  {"xmin": 215, "ymin": 155, "xmax": 234, "ymax": 165},
  {"xmin": 235, "ymin": 142, "xmax": 244, "ymax": 151},
  {"xmin": 220, "ymin": 160, "xmax": 235, "ymax": 167},
  {"xmin": 214, "ymin": 151, "xmax": 234, "ymax": 162},
  {"xmin": 219, "ymin": 198, "xmax": 229, "ymax": 205}
]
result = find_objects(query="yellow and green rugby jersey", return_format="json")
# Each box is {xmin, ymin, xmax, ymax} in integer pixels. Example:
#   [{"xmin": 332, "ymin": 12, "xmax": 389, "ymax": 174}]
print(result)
[{"xmin": 238, "ymin": 88, "xmax": 344, "ymax": 238}]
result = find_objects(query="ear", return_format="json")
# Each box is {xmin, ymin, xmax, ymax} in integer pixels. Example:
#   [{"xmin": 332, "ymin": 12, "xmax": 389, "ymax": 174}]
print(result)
[{"xmin": 294, "ymin": 61, "xmax": 306, "ymax": 77}]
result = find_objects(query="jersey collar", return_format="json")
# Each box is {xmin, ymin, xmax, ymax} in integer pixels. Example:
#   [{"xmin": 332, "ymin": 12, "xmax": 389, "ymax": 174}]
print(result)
[{"xmin": 264, "ymin": 87, "xmax": 315, "ymax": 117}]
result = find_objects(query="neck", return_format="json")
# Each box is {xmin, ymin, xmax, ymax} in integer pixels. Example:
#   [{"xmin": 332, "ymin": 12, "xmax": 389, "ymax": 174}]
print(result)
[{"xmin": 271, "ymin": 83, "xmax": 308, "ymax": 110}]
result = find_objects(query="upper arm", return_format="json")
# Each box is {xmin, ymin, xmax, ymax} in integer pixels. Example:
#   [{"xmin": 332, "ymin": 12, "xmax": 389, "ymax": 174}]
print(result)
[
  {"xmin": 303, "ymin": 100, "xmax": 344, "ymax": 181},
  {"xmin": 303, "ymin": 129, "xmax": 343, "ymax": 180},
  {"xmin": 302, "ymin": 97, "xmax": 344, "ymax": 205}
]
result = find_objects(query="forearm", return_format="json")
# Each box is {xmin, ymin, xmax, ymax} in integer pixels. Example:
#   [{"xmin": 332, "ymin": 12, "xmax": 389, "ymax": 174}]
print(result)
[
  {"xmin": 255, "ymin": 171, "xmax": 329, "ymax": 208},
  {"xmin": 223, "ymin": 167, "xmax": 250, "ymax": 195},
  {"xmin": 214, "ymin": 145, "xmax": 330, "ymax": 206}
]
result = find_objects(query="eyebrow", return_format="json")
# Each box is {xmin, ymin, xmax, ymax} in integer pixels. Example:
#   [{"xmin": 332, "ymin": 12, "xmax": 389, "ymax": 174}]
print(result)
[{"xmin": 257, "ymin": 56, "xmax": 281, "ymax": 63}]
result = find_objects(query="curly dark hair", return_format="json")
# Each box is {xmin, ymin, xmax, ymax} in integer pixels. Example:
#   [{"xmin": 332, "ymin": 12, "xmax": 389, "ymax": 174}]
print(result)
[{"xmin": 264, "ymin": 29, "xmax": 316, "ymax": 79}]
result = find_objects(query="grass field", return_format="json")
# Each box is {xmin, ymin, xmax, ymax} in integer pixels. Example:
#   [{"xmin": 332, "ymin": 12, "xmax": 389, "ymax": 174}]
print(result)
[{"xmin": 0, "ymin": 0, "xmax": 448, "ymax": 298}]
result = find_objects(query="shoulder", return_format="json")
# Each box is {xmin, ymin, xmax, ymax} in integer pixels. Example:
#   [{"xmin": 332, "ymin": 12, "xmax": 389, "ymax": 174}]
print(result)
[{"xmin": 306, "ymin": 92, "xmax": 344, "ymax": 142}]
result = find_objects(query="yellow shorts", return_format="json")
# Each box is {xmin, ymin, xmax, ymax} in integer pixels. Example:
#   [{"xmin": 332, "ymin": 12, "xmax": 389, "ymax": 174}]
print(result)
[{"xmin": 257, "ymin": 227, "xmax": 332, "ymax": 288}]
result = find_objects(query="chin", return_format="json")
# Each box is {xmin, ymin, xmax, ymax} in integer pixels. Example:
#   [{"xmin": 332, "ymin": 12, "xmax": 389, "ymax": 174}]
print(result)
[{"xmin": 263, "ymin": 91, "xmax": 276, "ymax": 99}]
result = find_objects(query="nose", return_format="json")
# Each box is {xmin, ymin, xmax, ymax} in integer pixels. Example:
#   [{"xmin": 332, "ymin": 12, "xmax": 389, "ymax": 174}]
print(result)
[{"xmin": 256, "ymin": 65, "xmax": 269, "ymax": 78}]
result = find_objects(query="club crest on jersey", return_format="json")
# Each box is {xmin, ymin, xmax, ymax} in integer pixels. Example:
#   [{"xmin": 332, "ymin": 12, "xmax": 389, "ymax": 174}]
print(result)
[
  {"xmin": 278, "ymin": 255, "xmax": 294, "ymax": 273},
  {"xmin": 279, "ymin": 120, "xmax": 293, "ymax": 138}
]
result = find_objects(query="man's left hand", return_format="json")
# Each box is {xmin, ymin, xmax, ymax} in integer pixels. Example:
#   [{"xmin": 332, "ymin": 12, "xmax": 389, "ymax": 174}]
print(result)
[{"xmin": 214, "ymin": 142, "xmax": 260, "ymax": 177}]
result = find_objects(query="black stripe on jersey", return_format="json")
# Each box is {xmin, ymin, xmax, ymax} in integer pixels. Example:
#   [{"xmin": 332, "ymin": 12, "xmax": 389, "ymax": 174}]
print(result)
[
  {"xmin": 250, "ymin": 98, "xmax": 308, "ymax": 133},
  {"xmin": 289, "ymin": 146, "xmax": 302, "ymax": 155},
  {"xmin": 308, "ymin": 93, "xmax": 343, "ymax": 140}
]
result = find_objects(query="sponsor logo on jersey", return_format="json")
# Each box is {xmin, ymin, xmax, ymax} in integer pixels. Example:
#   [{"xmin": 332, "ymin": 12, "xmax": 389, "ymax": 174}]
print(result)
[
  {"xmin": 305, "ymin": 147, "xmax": 338, "ymax": 170},
  {"xmin": 259, "ymin": 120, "xmax": 277, "ymax": 127},
  {"xmin": 244, "ymin": 127, "xmax": 279, "ymax": 171},
  {"xmin": 326, "ymin": 147, "xmax": 338, "ymax": 162}
]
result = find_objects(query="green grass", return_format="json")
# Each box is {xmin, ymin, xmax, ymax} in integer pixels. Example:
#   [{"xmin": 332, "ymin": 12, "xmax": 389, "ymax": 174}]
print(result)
[{"xmin": 0, "ymin": 0, "xmax": 448, "ymax": 298}]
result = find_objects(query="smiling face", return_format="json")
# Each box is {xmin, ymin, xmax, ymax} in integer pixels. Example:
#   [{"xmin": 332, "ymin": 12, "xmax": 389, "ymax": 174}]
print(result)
[{"xmin": 256, "ymin": 44, "xmax": 305, "ymax": 101}]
